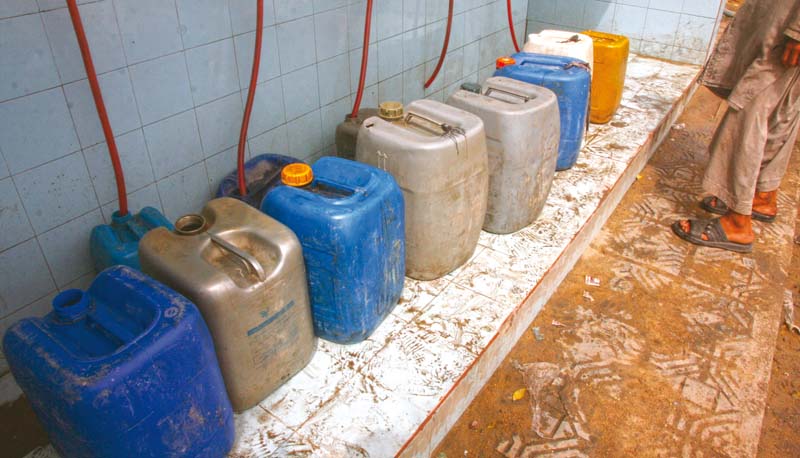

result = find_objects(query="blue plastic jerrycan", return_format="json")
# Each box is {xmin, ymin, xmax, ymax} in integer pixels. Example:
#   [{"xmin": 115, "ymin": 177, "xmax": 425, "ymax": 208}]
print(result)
[
  {"xmin": 2, "ymin": 266, "xmax": 234, "ymax": 458},
  {"xmin": 90, "ymin": 207, "xmax": 173, "ymax": 272},
  {"xmin": 261, "ymin": 157, "xmax": 405, "ymax": 344},
  {"xmin": 216, "ymin": 153, "xmax": 303, "ymax": 208},
  {"xmin": 495, "ymin": 52, "xmax": 591, "ymax": 170}
]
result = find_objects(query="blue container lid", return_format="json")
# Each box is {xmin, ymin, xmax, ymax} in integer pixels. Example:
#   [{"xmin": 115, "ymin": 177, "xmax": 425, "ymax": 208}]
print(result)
[{"xmin": 52, "ymin": 289, "xmax": 90, "ymax": 322}]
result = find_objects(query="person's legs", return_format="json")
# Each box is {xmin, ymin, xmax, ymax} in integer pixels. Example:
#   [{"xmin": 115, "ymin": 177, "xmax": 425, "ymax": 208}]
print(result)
[
  {"xmin": 676, "ymin": 68, "xmax": 799, "ymax": 247},
  {"xmin": 755, "ymin": 68, "xmax": 800, "ymax": 203}
]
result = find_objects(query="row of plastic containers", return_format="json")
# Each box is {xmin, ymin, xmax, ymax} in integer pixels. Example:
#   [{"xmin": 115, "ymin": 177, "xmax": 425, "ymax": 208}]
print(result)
[{"xmin": 3, "ymin": 29, "xmax": 630, "ymax": 458}]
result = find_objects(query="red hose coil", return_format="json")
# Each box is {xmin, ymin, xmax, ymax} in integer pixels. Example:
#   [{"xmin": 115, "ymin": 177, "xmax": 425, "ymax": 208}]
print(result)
[
  {"xmin": 237, "ymin": 0, "xmax": 264, "ymax": 197},
  {"xmin": 66, "ymin": 0, "xmax": 128, "ymax": 216},
  {"xmin": 424, "ymin": 0, "xmax": 454, "ymax": 89},
  {"xmin": 351, "ymin": 0, "xmax": 374, "ymax": 118},
  {"xmin": 507, "ymin": 0, "xmax": 521, "ymax": 53}
]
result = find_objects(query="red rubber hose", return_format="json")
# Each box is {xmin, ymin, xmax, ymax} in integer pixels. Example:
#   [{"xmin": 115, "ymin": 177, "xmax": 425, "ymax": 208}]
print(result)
[
  {"xmin": 237, "ymin": 0, "xmax": 264, "ymax": 197},
  {"xmin": 507, "ymin": 0, "xmax": 521, "ymax": 53},
  {"xmin": 424, "ymin": 0, "xmax": 454, "ymax": 89},
  {"xmin": 66, "ymin": 0, "xmax": 128, "ymax": 216},
  {"xmin": 350, "ymin": 0, "xmax": 374, "ymax": 118}
]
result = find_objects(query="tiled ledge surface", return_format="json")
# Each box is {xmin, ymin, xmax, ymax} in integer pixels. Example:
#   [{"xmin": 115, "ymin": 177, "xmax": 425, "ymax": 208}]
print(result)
[{"xmin": 25, "ymin": 55, "xmax": 701, "ymax": 458}]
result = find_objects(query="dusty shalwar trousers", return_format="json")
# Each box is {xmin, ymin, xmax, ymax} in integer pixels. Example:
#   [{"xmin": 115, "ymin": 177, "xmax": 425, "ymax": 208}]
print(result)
[{"xmin": 702, "ymin": 66, "xmax": 800, "ymax": 215}]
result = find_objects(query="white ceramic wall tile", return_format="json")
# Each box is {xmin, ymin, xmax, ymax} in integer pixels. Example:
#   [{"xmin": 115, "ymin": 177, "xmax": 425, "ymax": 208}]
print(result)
[
  {"xmin": 63, "ymin": 68, "xmax": 140, "ymax": 148},
  {"xmin": 375, "ymin": 0, "xmax": 404, "ymax": 41},
  {"xmin": 114, "ymin": 0, "xmax": 183, "ymax": 65},
  {"xmin": 228, "ymin": 0, "xmax": 277, "ymax": 35},
  {"xmin": 349, "ymin": 43, "xmax": 379, "ymax": 92},
  {"xmin": 143, "ymin": 110, "xmax": 204, "ymax": 180},
  {"xmin": 129, "ymin": 52, "xmax": 194, "ymax": 125},
  {"xmin": 14, "ymin": 151, "xmax": 98, "ymax": 234},
  {"xmin": 0, "ymin": 0, "xmax": 38, "ymax": 19},
  {"xmin": 41, "ymin": 1, "xmax": 125, "ymax": 85},
  {"xmin": 156, "ymin": 161, "xmax": 210, "ymax": 222},
  {"xmin": 314, "ymin": 6, "xmax": 348, "ymax": 61},
  {"xmin": 274, "ymin": 0, "xmax": 313, "ymax": 23},
  {"xmin": 246, "ymin": 78, "xmax": 286, "ymax": 137},
  {"xmin": 642, "ymin": 9, "xmax": 681, "ymax": 45},
  {"xmin": 0, "ymin": 239, "xmax": 55, "ymax": 316},
  {"xmin": 378, "ymin": 72, "xmax": 403, "ymax": 102},
  {"xmin": 0, "ymin": 14, "xmax": 60, "ymax": 102},
  {"xmin": 185, "ymin": 38, "xmax": 240, "ymax": 106},
  {"xmin": 319, "ymin": 96, "xmax": 351, "ymax": 148},
  {"xmin": 233, "ymin": 26, "xmax": 281, "ymax": 87},
  {"xmin": 346, "ymin": 1, "xmax": 379, "ymax": 50},
  {"xmin": 277, "ymin": 16, "xmax": 317, "ymax": 73},
  {"xmin": 0, "ymin": 88, "xmax": 79, "ymax": 174},
  {"xmin": 286, "ymin": 110, "xmax": 323, "ymax": 159},
  {"xmin": 281, "ymin": 64, "xmax": 320, "ymax": 121},
  {"xmin": 195, "ymin": 93, "xmax": 244, "ymax": 158},
  {"xmin": 527, "ymin": 0, "xmax": 723, "ymax": 63},
  {"xmin": 0, "ymin": 178, "xmax": 33, "ymax": 252},
  {"xmin": 205, "ymin": 146, "xmax": 238, "ymax": 197},
  {"xmin": 37, "ymin": 208, "xmax": 103, "ymax": 287},
  {"xmin": 403, "ymin": 0, "xmax": 425, "ymax": 31},
  {"xmin": 676, "ymin": 14, "xmax": 718, "ymax": 51},
  {"xmin": 249, "ymin": 124, "xmax": 289, "ymax": 157},
  {"xmin": 682, "ymin": 0, "xmax": 722, "ymax": 18},
  {"xmin": 176, "ymin": 0, "xmax": 233, "ymax": 49},
  {"xmin": 317, "ymin": 54, "xmax": 351, "ymax": 106},
  {"xmin": 82, "ymin": 129, "xmax": 155, "ymax": 204}
]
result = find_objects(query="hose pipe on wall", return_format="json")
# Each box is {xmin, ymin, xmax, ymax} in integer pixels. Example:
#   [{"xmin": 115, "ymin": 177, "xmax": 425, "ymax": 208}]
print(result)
[
  {"xmin": 507, "ymin": 0, "xmax": 521, "ymax": 53},
  {"xmin": 237, "ymin": 0, "xmax": 265, "ymax": 197},
  {"xmin": 424, "ymin": 0, "xmax": 454, "ymax": 89},
  {"xmin": 351, "ymin": 0, "xmax": 374, "ymax": 118},
  {"xmin": 66, "ymin": 0, "xmax": 129, "ymax": 216}
]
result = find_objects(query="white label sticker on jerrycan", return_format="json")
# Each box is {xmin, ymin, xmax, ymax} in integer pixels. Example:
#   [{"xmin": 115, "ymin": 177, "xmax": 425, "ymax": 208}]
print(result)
[{"xmin": 355, "ymin": 99, "xmax": 489, "ymax": 281}]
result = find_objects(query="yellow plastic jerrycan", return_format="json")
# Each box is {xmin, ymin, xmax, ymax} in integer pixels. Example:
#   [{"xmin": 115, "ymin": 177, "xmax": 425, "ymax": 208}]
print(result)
[{"xmin": 583, "ymin": 30, "xmax": 629, "ymax": 124}]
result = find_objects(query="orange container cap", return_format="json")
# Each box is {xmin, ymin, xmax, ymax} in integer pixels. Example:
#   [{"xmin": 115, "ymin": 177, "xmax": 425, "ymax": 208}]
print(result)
[
  {"xmin": 496, "ymin": 56, "xmax": 516, "ymax": 69},
  {"xmin": 281, "ymin": 163, "xmax": 313, "ymax": 187}
]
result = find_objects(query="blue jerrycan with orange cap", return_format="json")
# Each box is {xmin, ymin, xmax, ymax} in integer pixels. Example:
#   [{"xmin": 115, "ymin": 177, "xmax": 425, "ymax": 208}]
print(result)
[
  {"xmin": 216, "ymin": 153, "xmax": 303, "ymax": 208},
  {"xmin": 261, "ymin": 157, "xmax": 405, "ymax": 344},
  {"xmin": 495, "ymin": 53, "xmax": 591, "ymax": 170},
  {"xmin": 2, "ymin": 265, "xmax": 234, "ymax": 458}
]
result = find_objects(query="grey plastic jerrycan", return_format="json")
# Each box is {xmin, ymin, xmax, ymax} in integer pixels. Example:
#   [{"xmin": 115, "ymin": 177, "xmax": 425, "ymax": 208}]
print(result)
[
  {"xmin": 138, "ymin": 197, "xmax": 316, "ymax": 412},
  {"xmin": 447, "ymin": 76, "xmax": 560, "ymax": 234},
  {"xmin": 356, "ymin": 100, "xmax": 489, "ymax": 281}
]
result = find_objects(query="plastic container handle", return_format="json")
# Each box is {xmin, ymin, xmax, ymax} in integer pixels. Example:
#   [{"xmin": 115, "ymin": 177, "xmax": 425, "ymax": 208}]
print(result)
[
  {"xmin": 209, "ymin": 233, "xmax": 267, "ymax": 281},
  {"xmin": 484, "ymin": 87, "xmax": 531, "ymax": 103},
  {"xmin": 515, "ymin": 53, "xmax": 588, "ymax": 69}
]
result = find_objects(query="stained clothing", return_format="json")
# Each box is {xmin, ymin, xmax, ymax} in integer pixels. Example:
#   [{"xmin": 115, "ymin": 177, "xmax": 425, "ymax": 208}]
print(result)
[
  {"xmin": 700, "ymin": 0, "xmax": 800, "ymax": 215},
  {"xmin": 703, "ymin": 0, "xmax": 800, "ymax": 110},
  {"xmin": 702, "ymin": 67, "xmax": 800, "ymax": 214}
]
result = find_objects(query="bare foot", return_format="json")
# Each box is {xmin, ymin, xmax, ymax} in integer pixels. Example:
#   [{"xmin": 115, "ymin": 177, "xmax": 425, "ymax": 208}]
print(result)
[
  {"xmin": 752, "ymin": 190, "xmax": 778, "ymax": 218},
  {"xmin": 678, "ymin": 212, "xmax": 754, "ymax": 244}
]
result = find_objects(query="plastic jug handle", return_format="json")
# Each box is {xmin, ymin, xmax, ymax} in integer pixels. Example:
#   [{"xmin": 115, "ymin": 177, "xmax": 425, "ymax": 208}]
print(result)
[
  {"xmin": 405, "ymin": 111, "xmax": 464, "ymax": 137},
  {"xmin": 484, "ymin": 87, "xmax": 531, "ymax": 103},
  {"xmin": 209, "ymin": 233, "xmax": 267, "ymax": 281}
]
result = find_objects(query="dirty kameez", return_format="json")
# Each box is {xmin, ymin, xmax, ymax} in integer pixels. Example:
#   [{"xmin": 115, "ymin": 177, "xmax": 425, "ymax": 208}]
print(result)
[{"xmin": 701, "ymin": 0, "xmax": 800, "ymax": 214}]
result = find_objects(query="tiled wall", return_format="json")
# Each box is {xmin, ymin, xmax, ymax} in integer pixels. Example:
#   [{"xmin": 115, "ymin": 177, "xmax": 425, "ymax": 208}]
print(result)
[
  {"xmin": 0, "ymin": 0, "xmax": 528, "ymax": 396},
  {"xmin": 526, "ymin": 0, "xmax": 723, "ymax": 64}
]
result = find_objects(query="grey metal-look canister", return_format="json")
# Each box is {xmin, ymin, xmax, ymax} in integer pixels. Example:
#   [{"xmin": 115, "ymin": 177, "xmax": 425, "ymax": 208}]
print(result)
[
  {"xmin": 355, "ymin": 99, "xmax": 489, "ymax": 281},
  {"xmin": 447, "ymin": 76, "xmax": 560, "ymax": 234},
  {"xmin": 138, "ymin": 197, "xmax": 316, "ymax": 412}
]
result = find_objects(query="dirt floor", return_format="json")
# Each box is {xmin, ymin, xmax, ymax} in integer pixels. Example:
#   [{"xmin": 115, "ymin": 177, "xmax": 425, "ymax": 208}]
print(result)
[
  {"xmin": 757, "ymin": 207, "xmax": 800, "ymax": 456},
  {"xmin": 434, "ymin": 87, "xmax": 800, "ymax": 458}
]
